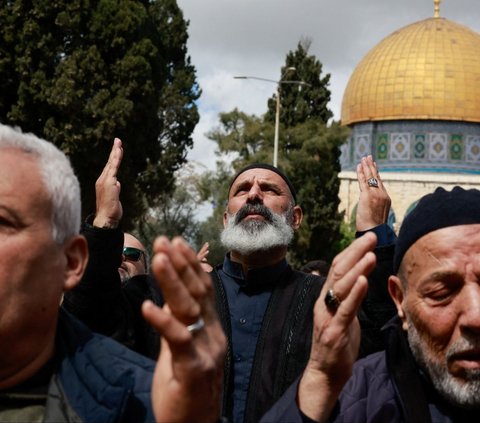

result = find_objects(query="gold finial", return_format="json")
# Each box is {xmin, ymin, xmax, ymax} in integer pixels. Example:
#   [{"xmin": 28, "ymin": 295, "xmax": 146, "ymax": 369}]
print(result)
[{"xmin": 434, "ymin": 0, "xmax": 441, "ymax": 18}]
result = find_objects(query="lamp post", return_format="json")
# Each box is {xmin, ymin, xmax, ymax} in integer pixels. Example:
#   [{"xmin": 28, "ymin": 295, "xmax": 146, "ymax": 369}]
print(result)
[{"xmin": 234, "ymin": 68, "xmax": 309, "ymax": 167}]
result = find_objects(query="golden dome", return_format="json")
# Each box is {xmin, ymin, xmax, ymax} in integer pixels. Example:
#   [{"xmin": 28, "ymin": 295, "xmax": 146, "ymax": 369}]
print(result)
[{"xmin": 341, "ymin": 17, "xmax": 480, "ymax": 125}]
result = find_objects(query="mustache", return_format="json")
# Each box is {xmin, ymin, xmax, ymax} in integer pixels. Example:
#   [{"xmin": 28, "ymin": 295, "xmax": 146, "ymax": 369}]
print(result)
[
  {"xmin": 234, "ymin": 203, "xmax": 274, "ymax": 224},
  {"xmin": 447, "ymin": 337, "xmax": 480, "ymax": 362}
]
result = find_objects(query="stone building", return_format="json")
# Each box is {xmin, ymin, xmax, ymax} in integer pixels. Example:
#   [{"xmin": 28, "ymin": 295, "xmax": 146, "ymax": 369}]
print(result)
[{"xmin": 338, "ymin": 0, "xmax": 480, "ymax": 229}]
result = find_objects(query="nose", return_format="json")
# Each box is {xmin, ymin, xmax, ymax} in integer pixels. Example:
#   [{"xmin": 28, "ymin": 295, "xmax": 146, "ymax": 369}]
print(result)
[
  {"xmin": 459, "ymin": 283, "xmax": 480, "ymax": 336},
  {"xmin": 247, "ymin": 181, "xmax": 263, "ymax": 203}
]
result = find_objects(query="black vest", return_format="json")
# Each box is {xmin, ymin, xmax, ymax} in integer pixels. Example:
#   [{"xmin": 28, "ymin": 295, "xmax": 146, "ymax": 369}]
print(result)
[{"xmin": 212, "ymin": 266, "xmax": 324, "ymax": 423}]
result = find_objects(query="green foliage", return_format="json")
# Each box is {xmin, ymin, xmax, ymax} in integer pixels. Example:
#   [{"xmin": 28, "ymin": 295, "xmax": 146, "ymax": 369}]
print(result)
[
  {"xmin": 207, "ymin": 109, "xmax": 270, "ymax": 167},
  {"xmin": 134, "ymin": 164, "xmax": 203, "ymax": 257},
  {"xmin": 0, "ymin": 0, "xmax": 199, "ymax": 227},
  {"xmin": 195, "ymin": 216, "xmax": 226, "ymax": 266},
  {"xmin": 282, "ymin": 121, "xmax": 348, "ymax": 266},
  {"xmin": 335, "ymin": 221, "xmax": 356, "ymax": 252},
  {"xmin": 194, "ymin": 162, "xmax": 233, "ymax": 265},
  {"xmin": 265, "ymin": 38, "xmax": 333, "ymax": 127},
  {"xmin": 206, "ymin": 40, "xmax": 348, "ymax": 265}
]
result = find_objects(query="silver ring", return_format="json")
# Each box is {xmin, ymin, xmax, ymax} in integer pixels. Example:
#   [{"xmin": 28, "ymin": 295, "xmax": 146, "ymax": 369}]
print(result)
[
  {"xmin": 186, "ymin": 317, "xmax": 205, "ymax": 333},
  {"xmin": 367, "ymin": 177, "xmax": 379, "ymax": 188},
  {"xmin": 324, "ymin": 289, "xmax": 341, "ymax": 312}
]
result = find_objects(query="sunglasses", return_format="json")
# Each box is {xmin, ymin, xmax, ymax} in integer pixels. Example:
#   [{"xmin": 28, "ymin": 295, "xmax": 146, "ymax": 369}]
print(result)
[{"xmin": 123, "ymin": 247, "xmax": 146, "ymax": 263}]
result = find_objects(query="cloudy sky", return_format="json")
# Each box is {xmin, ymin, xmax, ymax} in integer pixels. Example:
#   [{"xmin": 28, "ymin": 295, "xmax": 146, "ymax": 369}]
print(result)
[{"xmin": 176, "ymin": 0, "xmax": 479, "ymax": 171}]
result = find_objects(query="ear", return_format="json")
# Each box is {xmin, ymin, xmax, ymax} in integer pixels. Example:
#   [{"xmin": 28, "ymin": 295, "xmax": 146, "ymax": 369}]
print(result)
[
  {"xmin": 388, "ymin": 275, "xmax": 408, "ymax": 331},
  {"xmin": 62, "ymin": 235, "xmax": 89, "ymax": 292},
  {"xmin": 291, "ymin": 205, "xmax": 303, "ymax": 230},
  {"xmin": 223, "ymin": 209, "xmax": 228, "ymax": 228}
]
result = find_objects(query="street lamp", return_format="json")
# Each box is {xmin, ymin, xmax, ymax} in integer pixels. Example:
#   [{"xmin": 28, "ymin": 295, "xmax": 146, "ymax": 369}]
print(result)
[{"xmin": 234, "ymin": 68, "xmax": 309, "ymax": 167}]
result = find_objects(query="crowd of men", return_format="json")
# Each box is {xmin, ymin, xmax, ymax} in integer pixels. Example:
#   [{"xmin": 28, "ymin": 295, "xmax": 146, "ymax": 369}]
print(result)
[{"xmin": 0, "ymin": 122, "xmax": 479, "ymax": 422}]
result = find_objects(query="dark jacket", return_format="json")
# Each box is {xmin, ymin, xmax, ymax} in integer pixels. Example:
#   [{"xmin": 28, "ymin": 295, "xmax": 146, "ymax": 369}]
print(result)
[
  {"xmin": 261, "ymin": 319, "xmax": 480, "ymax": 423},
  {"xmin": 45, "ymin": 309, "xmax": 155, "ymax": 422},
  {"xmin": 62, "ymin": 220, "xmax": 162, "ymax": 359},
  {"xmin": 213, "ymin": 265, "xmax": 324, "ymax": 423}
]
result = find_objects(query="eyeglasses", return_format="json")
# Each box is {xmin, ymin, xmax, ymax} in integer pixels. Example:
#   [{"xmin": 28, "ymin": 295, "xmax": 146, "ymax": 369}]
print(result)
[{"xmin": 123, "ymin": 247, "xmax": 146, "ymax": 263}]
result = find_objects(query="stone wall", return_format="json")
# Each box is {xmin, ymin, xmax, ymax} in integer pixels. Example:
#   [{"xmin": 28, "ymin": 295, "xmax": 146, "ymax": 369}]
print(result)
[{"xmin": 339, "ymin": 171, "xmax": 480, "ymax": 230}]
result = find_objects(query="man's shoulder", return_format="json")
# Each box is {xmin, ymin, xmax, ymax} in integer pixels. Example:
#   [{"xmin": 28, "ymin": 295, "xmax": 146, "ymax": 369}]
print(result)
[
  {"xmin": 352, "ymin": 350, "xmax": 389, "ymax": 375},
  {"xmin": 341, "ymin": 351, "xmax": 393, "ymax": 402},
  {"xmin": 287, "ymin": 269, "xmax": 325, "ymax": 297},
  {"xmin": 336, "ymin": 351, "xmax": 400, "ymax": 421},
  {"xmin": 86, "ymin": 329, "xmax": 156, "ymax": 370},
  {"xmin": 290, "ymin": 268, "xmax": 325, "ymax": 284},
  {"xmin": 55, "ymin": 311, "xmax": 155, "ymax": 421},
  {"xmin": 58, "ymin": 309, "xmax": 155, "ymax": 374}
]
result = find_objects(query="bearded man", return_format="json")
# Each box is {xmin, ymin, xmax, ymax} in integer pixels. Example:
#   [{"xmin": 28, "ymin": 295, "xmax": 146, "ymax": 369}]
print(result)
[
  {"xmin": 263, "ymin": 186, "xmax": 480, "ymax": 423},
  {"xmin": 212, "ymin": 163, "xmax": 396, "ymax": 423},
  {"xmin": 211, "ymin": 164, "xmax": 312, "ymax": 423}
]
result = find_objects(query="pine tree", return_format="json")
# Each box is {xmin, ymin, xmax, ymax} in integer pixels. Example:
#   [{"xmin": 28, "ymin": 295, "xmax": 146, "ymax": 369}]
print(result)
[{"xmin": 265, "ymin": 38, "xmax": 333, "ymax": 127}]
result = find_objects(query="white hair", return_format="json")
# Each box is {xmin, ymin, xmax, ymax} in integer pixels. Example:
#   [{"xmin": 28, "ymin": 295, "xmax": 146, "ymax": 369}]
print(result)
[
  {"xmin": 407, "ymin": 313, "xmax": 480, "ymax": 408},
  {"xmin": 0, "ymin": 124, "xmax": 81, "ymax": 244},
  {"xmin": 221, "ymin": 205, "xmax": 295, "ymax": 255}
]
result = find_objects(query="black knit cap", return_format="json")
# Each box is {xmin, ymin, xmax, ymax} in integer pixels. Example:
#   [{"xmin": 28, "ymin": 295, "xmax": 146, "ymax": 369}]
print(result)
[
  {"xmin": 393, "ymin": 186, "xmax": 480, "ymax": 273},
  {"xmin": 228, "ymin": 163, "xmax": 297, "ymax": 202}
]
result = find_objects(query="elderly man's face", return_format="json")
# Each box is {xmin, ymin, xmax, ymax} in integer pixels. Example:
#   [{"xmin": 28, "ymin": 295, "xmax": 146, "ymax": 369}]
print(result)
[
  {"xmin": 221, "ymin": 169, "xmax": 302, "ymax": 256},
  {"xmin": 389, "ymin": 225, "xmax": 480, "ymax": 408},
  {"xmin": 224, "ymin": 168, "xmax": 301, "ymax": 229},
  {"xmin": 0, "ymin": 149, "xmax": 81, "ymax": 383}
]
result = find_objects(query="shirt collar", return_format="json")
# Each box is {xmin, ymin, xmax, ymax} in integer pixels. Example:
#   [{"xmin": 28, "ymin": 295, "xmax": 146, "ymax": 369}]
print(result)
[{"xmin": 222, "ymin": 253, "xmax": 288, "ymax": 289}]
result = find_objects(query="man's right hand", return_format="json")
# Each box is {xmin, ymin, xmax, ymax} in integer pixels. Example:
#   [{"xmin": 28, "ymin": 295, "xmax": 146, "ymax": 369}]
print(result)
[
  {"xmin": 143, "ymin": 236, "xmax": 226, "ymax": 423},
  {"xmin": 93, "ymin": 138, "xmax": 124, "ymax": 229},
  {"xmin": 297, "ymin": 232, "xmax": 377, "ymax": 422},
  {"xmin": 355, "ymin": 155, "xmax": 391, "ymax": 232}
]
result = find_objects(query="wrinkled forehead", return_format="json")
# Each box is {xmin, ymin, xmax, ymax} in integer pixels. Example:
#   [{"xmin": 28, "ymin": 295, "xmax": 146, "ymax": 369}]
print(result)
[
  {"xmin": 228, "ymin": 168, "xmax": 293, "ymax": 198},
  {"xmin": 401, "ymin": 224, "xmax": 480, "ymax": 277},
  {"xmin": 0, "ymin": 146, "xmax": 43, "ymax": 183},
  {"xmin": 0, "ymin": 148, "xmax": 50, "ymax": 214}
]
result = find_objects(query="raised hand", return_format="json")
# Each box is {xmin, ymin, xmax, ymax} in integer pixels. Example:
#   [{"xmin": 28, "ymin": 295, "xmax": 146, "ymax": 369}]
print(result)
[
  {"xmin": 197, "ymin": 242, "xmax": 213, "ymax": 272},
  {"xmin": 355, "ymin": 155, "xmax": 391, "ymax": 231},
  {"xmin": 142, "ymin": 236, "xmax": 226, "ymax": 423},
  {"xmin": 93, "ymin": 138, "xmax": 123, "ymax": 229},
  {"xmin": 197, "ymin": 241, "xmax": 209, "ymax": 263},
  {"xmin": 298, "ymin": 232, "xmax": 377, "ymax": 422}
]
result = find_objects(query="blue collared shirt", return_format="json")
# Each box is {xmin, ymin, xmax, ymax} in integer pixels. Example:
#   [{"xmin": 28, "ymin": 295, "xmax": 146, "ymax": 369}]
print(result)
[{"xmin": 218, "ymin": 255, "xmax": 288, "ymax": 423}]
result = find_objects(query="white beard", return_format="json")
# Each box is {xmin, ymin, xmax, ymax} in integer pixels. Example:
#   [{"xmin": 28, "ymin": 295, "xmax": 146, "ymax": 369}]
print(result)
[
  {"xmin": 220, "ymin": 205, "xmax": 294, "ymax": 256},
  {"xmin": 407, "ymin": 313, "xmax": 480, "ymax": 408}
]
